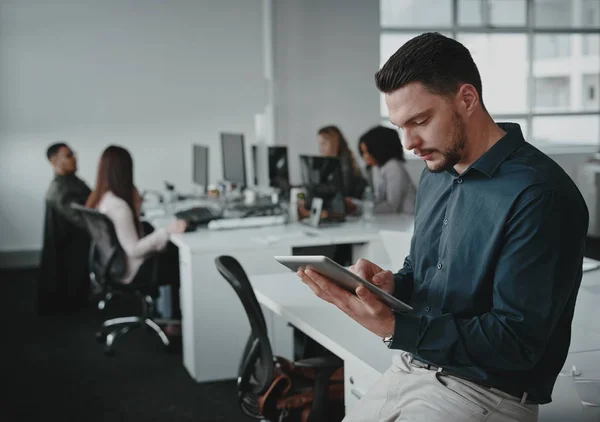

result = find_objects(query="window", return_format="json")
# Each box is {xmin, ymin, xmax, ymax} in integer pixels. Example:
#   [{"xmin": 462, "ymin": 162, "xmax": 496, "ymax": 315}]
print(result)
[
  {"xmin": 380, "ymin": 0, "xmax": 452, "ymax": 28},
  {"xmin": 459, "ymin": 34, "xmax": 528, "ymax": 114},
  {"xmin": 380, "ymin": 0, "xmax": 600, "ymax": 148},
  {"xmin": 582, "ymin": 0, "xmax": 600, "ymax": 28},
  {"xmin": 534, "ymin": 0, "xmax": 572, "ymax": 28},
  {"xmin": 583, "ymin": 35, "xmax": 600, "ymax": 57},
  {"xmin": 532, "ymin": 115, "xmax": 600, "ymax": 146},
  {"xmin": 534, "ymin": 35, "xmax": 571, "ymax": 59},
  {"xmin": 459, "ymin": 0, "xmax": 527, "ymax": 27},
  {"xmin": 582, "ymin": 74, "xmax": 600, "ymax": 110},
  {"xmin": 534, "ymin": 76, "xmax": 570, "ymax": 110}
]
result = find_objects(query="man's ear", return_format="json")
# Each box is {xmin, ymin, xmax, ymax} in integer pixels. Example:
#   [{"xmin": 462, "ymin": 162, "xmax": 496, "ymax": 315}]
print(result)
[{"xmin": 456, "ymin": 84, "xmax": 479, "ymax": 115}]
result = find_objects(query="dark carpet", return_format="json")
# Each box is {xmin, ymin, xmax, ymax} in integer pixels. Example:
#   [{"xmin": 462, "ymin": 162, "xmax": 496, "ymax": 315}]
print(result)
[{"xmin": 0, "ymin": 268, "xmax": 253, "ymax": 422}]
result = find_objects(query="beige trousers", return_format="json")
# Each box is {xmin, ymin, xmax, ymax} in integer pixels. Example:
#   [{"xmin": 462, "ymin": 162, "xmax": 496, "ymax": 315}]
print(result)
[{"xmin": 343, "ymin": 352, "xmax": 539, "ymax": 422}]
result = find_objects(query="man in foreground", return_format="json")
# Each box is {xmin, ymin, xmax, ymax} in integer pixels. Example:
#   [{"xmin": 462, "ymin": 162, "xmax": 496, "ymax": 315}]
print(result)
[{"xmin": 298, "ymin": 32, "xmax": 589, "ymax": 421}]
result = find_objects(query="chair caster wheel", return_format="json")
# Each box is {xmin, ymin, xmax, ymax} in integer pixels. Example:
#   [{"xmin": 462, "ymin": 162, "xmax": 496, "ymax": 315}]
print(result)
[
  {"xmin": 95, "ymin": 331, "xmax": 106, "ymax": 343},
  {"xmin": 104, "ymin": 345, "xmax": 115, "ymax": 356}
]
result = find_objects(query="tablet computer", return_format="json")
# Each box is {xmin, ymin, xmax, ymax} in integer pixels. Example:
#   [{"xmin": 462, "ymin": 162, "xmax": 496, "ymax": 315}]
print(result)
[{"xmin": 274, "ymin": 255, "xmax": 412, "ymax": 312}]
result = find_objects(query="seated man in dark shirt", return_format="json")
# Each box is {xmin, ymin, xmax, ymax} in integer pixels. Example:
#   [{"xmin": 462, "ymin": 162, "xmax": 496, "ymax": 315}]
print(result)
[
  {"xmin": 45, "ymin": 143, "xmax": 91, "ymax": 229},
  {"xmin": 38, "ymin": 143, "xmax": 92, "ymax": 314}
]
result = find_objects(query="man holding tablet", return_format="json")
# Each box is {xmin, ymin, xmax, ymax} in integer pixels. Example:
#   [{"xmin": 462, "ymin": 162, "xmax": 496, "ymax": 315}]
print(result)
[{"xmin": 297, "ymin": 32, "xmax": 589, "ymax": 422}]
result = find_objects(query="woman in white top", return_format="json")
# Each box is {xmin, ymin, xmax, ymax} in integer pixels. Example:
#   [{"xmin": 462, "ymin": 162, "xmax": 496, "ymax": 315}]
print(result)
[
  {"xmin": 86, "ymin": 145, "xmax": 186, "ymax": 284},
  {"xmin": 358, "ymin": 126, "xmax": 417, "ymax": 215}
]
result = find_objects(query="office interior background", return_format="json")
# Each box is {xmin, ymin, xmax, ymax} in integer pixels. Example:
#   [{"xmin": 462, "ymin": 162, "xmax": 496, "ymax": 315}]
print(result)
[
  {"xmin": 0, "ymin": 0, "xmax": 599, "ymax": 261},
  {"xmin": 1, "ymin": 0, "xmax": 600, "ymax": 421}
]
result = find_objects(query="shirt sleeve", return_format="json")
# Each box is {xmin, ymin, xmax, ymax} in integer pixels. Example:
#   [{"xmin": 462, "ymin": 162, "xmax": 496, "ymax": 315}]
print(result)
[
  {"xmin": 393, "ymin": 255, "xmax": 415, "ymax": 303},
  {"xmin": 50, "ymin": 189, "xmax": 88, "ymax": 230},
  {"xmin": 390, "ymin": 189, "xmax": 587, "ymax": 371},
  {"xmin": 104, "ymin": 201, "xmax": 170, "ymax": 260}
]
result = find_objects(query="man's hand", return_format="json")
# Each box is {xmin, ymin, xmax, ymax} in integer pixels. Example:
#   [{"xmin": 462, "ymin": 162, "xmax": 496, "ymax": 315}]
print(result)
[
  {"xmin": 297, "ymin": 266, "xmax": 395, "ymax": 338},
  {"xmin": 349, "ymin": 258, "xmax": 395, "ymax": 295}
]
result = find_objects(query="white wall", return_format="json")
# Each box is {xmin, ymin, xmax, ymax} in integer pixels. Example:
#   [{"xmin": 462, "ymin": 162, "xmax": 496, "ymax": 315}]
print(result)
[
  {"xmin": 0, "ymin": 0, "xmax": 267, "ymax": 252},
  {"xmin": 273, "ymin": 0, "xmax": 381, "ymax": 184}
]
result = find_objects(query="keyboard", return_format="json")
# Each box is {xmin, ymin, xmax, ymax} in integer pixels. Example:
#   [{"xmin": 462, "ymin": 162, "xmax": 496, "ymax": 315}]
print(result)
[
  {"xmin": 207, "ymin": 215, "xmax": 286, "ymax": 230},
  {"xmin": 175, "ymin": 207, "xmax": 221, "ymax": 230}
]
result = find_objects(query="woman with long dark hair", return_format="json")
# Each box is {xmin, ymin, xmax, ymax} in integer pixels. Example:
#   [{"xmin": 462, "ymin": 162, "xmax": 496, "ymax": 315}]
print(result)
[
  {"xmin": 86, "ymin": 145, "xmax": 186, "ymax": 284},
  {"xmin": 317, "ymin": 125, "xmax": 367, "ymax": 199},
  {"xmin": 358, "ymin": 126, "xmax": 416, "ymax": 214}
]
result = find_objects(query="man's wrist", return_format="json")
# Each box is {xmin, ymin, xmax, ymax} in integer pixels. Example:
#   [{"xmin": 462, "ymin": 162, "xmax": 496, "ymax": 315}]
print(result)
[{"xmin": 381, "ymin": 314, "xmax": 395, "ymax": 339}]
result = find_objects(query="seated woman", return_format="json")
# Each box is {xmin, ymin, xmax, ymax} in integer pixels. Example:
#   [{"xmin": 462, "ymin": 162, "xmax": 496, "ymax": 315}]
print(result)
[
  {"xmin": 85, "ymin": 145, "xmax": 186, "ymax": 284},
  {"xmin": 317, "ymin": 125, "xmax": 367, "ymax": 199},
  {"xmin": 358, "ymin": 125, "xmax": 416, "ymax": 215}
]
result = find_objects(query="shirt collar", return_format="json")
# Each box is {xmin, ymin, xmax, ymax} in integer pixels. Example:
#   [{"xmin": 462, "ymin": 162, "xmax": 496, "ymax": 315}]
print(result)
[{"xmin": 469, "ymin": 122, "xmax": 525, "ymax": 178}]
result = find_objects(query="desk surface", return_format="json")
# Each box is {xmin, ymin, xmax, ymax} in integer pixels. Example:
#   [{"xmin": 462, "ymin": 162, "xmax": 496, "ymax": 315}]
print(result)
[{"xmin": 163, "ymin": 213, "xmax": 414, "ymax": 253}]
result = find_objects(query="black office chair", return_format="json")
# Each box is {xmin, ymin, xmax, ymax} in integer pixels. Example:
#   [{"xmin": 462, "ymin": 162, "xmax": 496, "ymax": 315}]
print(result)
[
  {"xmin": 38, "ymin": 200, "xmax": 91, "ymax": 314},
  {"xmin": 71, "ymin": 203, "xmax": 170, "ymax": 356},
  {"xmin": 215, "ymin": 255, "xmax": 345, "ymax": 422}
]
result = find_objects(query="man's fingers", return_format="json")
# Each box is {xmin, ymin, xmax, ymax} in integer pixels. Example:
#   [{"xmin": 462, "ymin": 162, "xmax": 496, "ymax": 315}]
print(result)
[
  {"xmin": 305, "ymin": 269, "xmax": 351, "ymax": 298},
  {"xmin": 372, "ymin": 270, "xmax": 392, "ymax": 285},
  {"xmin": 356, "ymin": 285, "xmax": 387, "ymax": 314},
  {"xmin": 297, "ymin": 270, "xmax": 334, "ymax": 303}
]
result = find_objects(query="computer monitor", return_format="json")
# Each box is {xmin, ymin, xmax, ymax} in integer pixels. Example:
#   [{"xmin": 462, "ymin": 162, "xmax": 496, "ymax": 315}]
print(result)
[
  {"xmin": 220, "ymin": 133, "xmax": 247, "ymax": 188},
  {"xmin": 268, "ymin": 146, "xmax": 290, "ymax": 194},
  {"xmin": 299, "ymin": 155, "xmax": 346, "ymax": 220},
  {"xmin": 193, "ymin": 145, "xmax": 209, "ymax": 191}
]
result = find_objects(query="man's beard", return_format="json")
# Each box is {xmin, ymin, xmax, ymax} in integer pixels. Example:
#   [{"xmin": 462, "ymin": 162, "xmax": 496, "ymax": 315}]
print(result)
[{"xmin": 426, "ymin": 111, "xmax": 467, "ymax": 174}]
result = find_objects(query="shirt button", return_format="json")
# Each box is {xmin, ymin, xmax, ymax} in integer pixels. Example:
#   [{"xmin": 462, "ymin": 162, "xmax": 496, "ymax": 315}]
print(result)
[
  {"xmin": 437, "ymin": 263, "xmax": 443, "ymax": 270},
  {"xmin": 456, "ymin": 178, "xmax": 463, "ymax": 184},
  {"xmin": 425, "ymin": 306, "xmax": 431, "ymax": 312},
  {"xmin": 443, "ymin": 219, "xmax": 448, "ymax": 226}
]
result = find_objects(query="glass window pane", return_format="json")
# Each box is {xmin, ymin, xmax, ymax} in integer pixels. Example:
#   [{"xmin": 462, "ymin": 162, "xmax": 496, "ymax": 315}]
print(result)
[
  {"xmin": 459, "ymin": 34, "xmax": 528, "ymax": 114},
  {"xmin": 583, "ymin": 35, "xmax": 600, "ymax": 57},
  {"xmin": 534, "ymin": 35, "xmax": 571, "ymax": 59},
  {"xmin": 583, "ymin": 74, "xmax": 600, "ymax": 111},
  {"xmin": 459, "ymin": 0, "xmax": 526, "ymax": 26},
  {"xmin": 582, "ymin": 0, "xmax": 600, "ymax": 28},
  {"xmin": 534, "ymin": 0, "xmax": 600, "ymax": 28},
  {"xmin": 534, "ymin": 76, "xmax": 570, "ymax": 111},
  {"xmin": 533, "ymin": 35, "xmax": 600, "ymax": 112},
  {"xmin": 380, "ymin": 0, "xmax": 452, "ymax": 28},
  {"xmin": 532, "ymin": 115, "xmax": 600, "ymax": 146},
  {"xmin": 458, "ymin": 0, "xmax": 483, "ymax": 26}
]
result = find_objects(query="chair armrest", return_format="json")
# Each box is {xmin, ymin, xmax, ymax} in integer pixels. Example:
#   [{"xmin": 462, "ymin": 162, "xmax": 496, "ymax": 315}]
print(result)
[{"xmin": 294, "ymin": 355, "xmax": 342, "ymax": 369}]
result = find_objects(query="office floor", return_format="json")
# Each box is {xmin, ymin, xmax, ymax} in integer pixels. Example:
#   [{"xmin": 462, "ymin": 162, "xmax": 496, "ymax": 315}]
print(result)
[{"xmin": 0, "ymin": 268, "xmax": 253, "ymax": 422}]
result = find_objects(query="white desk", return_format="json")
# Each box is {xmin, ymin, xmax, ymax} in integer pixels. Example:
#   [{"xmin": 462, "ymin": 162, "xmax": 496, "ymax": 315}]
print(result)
[
  {"xmin": 251, "ymin": 270, "xmax": 600, "ymax": 419},
  {"xmin": 147, "ymin": 208, "xmax": 415, "ymax": 384}
]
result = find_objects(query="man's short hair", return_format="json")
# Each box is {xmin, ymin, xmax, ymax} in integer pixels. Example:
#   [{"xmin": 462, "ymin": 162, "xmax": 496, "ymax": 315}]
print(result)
[
  {"xmin": 375, "ymin": 32, "xmax": 484, "ymax": 108},
  {"xmin": 46, "ymin": 142, "xmax": 69, "ymax": 161}
]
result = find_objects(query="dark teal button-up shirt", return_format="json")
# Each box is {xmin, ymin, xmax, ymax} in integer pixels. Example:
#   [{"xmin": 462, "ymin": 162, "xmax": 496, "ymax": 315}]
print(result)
[{"xmin": 391, "ymin": 123, "xmax": 589, "ymax": 404}]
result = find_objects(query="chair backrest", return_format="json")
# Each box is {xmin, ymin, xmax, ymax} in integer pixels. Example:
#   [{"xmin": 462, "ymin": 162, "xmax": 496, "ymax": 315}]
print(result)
[
  {"xmin": 71, "ymin": 203, "xmax": 127, "ymax": 285},
  {"xmin": 214, "ymin": 256, "xmax": 274, "ymax": 413}
]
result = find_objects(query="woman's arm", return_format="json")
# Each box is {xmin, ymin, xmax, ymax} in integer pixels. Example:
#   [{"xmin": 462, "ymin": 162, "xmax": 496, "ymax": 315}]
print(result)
[{"xmin": 104, "ymin": 200, "xmax": 169, "ymax": 260}]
